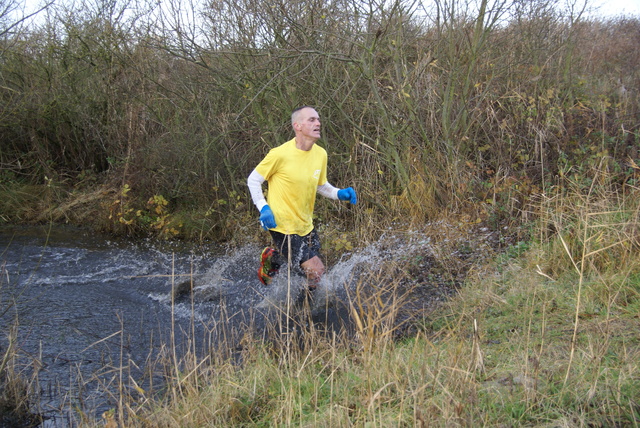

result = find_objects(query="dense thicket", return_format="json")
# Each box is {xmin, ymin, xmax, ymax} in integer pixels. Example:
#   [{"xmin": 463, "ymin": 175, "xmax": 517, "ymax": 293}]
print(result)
[{"xmin": 1, "ymin": 0, "xmax": 638, "ymax": 240}]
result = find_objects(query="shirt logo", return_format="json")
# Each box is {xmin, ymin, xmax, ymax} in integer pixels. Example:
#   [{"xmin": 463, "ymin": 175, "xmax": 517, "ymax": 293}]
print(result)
[{"xmin": 313, "ymin": 169, "xmax": 321, "ymax": 179}]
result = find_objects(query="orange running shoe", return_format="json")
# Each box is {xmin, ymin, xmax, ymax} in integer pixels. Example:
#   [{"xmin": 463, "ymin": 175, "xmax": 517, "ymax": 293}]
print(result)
[{"xmin": 257, "ymin": 247, "xmax": 280, "ymax": 285}]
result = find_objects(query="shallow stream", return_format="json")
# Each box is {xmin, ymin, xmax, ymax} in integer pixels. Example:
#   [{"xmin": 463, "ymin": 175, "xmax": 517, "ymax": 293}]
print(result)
[
  {"xmin": 0, "ymin": 222, "xmax": 469, "ymax": 427},
  {"xmin": 1, "ymin": 225, "xmax": 376, "ymax": 426}
]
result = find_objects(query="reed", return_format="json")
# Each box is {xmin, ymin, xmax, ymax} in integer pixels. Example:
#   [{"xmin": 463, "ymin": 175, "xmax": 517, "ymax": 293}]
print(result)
[
  {"xmin": 1, "ymin": 0, "xmax": 638, "ymax": 242},
  {"xmin": 63, "ymin": 182, "xmax": 635, "ymax": 427},
  {"xmin": 1, "ymin": 173, "xmax": 638, "ymax": 426},
  {"xmin": 1, "ymin": 0, "xmax": 639, "ymax": 424},
  {"xmin": 0, "ymin": 263, "xmax": 44, "ymax": 427}
]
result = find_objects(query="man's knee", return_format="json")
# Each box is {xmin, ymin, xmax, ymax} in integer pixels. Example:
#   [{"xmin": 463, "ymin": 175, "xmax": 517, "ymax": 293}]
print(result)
[{"xmin": 302, "ymin": 256, "xmax": 324, "ymax": 279}]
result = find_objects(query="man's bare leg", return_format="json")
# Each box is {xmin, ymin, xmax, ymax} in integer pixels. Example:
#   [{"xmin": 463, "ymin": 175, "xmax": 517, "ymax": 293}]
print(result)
[{"xmin": 301, "ymin": 255, "xmax": 324, "ymax": 290}]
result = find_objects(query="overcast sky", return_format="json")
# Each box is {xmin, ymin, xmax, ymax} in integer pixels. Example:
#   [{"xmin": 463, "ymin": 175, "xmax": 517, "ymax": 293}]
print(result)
[
  {"xmin": 591, "ymin": 0, "xmax": 640, "ymax": 17},
  {"xmin": 13, "ymin": 0, "xmax": 640, "ymax": 24}
]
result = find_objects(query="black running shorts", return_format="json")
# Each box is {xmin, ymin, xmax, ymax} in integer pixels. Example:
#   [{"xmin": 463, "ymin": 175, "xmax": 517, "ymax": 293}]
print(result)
[{"xmin": 269, "ymin": 229, "xmax": 322, "ymax": 274}]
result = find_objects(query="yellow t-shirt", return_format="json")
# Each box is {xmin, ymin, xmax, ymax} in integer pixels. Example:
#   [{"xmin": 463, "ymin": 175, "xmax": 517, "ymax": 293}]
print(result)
[{"xmin": 255, "ymin": 138, "xmax": 328, "ymax": 236}]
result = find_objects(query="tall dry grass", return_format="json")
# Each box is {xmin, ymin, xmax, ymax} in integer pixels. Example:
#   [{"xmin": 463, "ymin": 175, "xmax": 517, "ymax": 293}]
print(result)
[
  {"xmin": 1, "ymin": 0, "xmax": 638, "ymax": 242},
  {"xmin": 0, "ymin": 173, "xmax": 637, "ymax": 426},
  {"xmin": 1, "ymin": 0, "xmax": 639, "ymax": 424},
  {"xmin": 0, "ymin": 262, "xmax": 44, "ymax": 427},
  {"xmin": 77, "ymin": 176, "xmax": 638, "ymax": 427},
  {"xmin": 439, "ymin": 171, "xmax": 640, "ymax": 425}
]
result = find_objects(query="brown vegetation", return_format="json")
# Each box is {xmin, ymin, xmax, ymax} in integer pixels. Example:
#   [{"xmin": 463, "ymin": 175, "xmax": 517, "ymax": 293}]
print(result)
[
  {"xmin": 0, "ymin": 0, "xmax": 637, "ymax": 244},
  {"xmin": 1, "ymin": 0, "xmax": 640, "ymax": 425}
]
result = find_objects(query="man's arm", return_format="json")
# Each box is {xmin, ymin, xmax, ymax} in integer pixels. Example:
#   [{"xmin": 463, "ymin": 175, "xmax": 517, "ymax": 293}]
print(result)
[
  {"xmin": 318, "ymin": 182, "xmax": 357, "ymax": 204},
  {"xmin": 247, "ymin": 169, "xmax": 268, "ymax": 211},
  {"xmin": 317, "ymin": 182, "xmax": 339, "ymax": 200},
  {"xmin": 248, "ymin": 169, "xmax": 277, "ymax": 230}
]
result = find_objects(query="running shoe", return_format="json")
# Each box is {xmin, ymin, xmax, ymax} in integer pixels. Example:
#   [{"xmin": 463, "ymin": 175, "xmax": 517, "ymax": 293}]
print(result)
[{"xmin": 258, "ymin": 247, "xmax": 280, "ymax": 285}]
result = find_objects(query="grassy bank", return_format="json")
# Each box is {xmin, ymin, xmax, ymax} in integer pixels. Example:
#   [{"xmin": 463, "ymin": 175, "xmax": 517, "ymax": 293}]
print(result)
[
  {"xmin": 1, "ymin": 173, "xmax": 638, "ymax": 426},
  {"xmin": 58, "ymin": 176, "xmax": 635, "ymax": 427}
]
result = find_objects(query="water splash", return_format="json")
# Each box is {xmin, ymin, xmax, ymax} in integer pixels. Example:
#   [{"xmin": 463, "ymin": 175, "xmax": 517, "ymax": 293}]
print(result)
[{"xmin": 170, "ymin": 231, "xmax": 438, "ymax": 324}]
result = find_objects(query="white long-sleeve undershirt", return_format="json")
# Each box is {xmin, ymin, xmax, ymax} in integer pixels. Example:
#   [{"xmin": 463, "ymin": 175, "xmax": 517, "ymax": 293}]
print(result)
[{"xmin": 247, "ymin": 169, "xmax": 339, "ymax": 211}]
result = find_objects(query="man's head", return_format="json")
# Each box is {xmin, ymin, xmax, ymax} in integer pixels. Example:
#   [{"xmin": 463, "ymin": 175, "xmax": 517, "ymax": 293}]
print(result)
[{"xmin": 292, "ymin": 106, "xmax": 321, "ymax": 143}]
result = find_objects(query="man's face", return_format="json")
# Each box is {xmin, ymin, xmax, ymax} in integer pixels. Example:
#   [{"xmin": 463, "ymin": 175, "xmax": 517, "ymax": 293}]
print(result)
[{"xmin": 294, "ymin": 108, "xmax": 321, "ymax": 141}]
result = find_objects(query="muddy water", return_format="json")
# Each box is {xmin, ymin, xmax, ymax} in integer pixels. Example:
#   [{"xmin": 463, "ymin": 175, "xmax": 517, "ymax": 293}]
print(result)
[
  {"xmin": 0, "ymin": 225, "xmax": 360, "ymax": 426},
  {"xmin": 0, "ymin": 226, "xmax": 212, "ymax": 424},
  {"xmin": 0, "ymin": 223, "xmax": 459, "ymax": 426}
]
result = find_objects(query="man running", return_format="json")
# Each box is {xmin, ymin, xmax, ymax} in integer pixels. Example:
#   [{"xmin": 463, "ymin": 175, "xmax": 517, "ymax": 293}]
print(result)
[{"xmin": 247, "ymin": 106, "xmax": 357, "ymax": 290}]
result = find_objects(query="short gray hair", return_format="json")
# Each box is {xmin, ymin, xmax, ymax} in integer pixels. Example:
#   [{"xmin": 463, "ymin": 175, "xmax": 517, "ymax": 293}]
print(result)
[{"xmin": 291, "ymin": 106, "xmax": 315, "ymax": 126}]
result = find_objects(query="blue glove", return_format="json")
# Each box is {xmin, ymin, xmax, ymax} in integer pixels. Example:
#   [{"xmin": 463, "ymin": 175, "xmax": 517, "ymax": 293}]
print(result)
[
  {"xmin": 259, "ymin": 205, "xmax": 277, "ymax": 230},
  {"xmin": 337, "ymin": 187, "xmax": 357, "ymax": 204}
]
